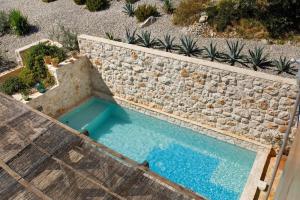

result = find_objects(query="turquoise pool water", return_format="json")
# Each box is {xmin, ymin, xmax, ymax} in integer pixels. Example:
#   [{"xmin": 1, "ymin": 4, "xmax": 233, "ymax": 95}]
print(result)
[{"xmin": 59, "ymin": 97, "xmax": 256, "ymax": 200}]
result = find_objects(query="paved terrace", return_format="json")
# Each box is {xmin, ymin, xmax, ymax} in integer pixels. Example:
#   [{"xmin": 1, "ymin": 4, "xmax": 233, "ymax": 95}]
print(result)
[{"xmin": 0, "ymin": 93, "xmax": 204, "ymax": 200}]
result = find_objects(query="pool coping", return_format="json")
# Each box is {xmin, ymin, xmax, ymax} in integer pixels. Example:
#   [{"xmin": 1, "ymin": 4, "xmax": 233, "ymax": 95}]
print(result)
[{"xmin": 91, "ymin": 92, "xmax": 271, "ymax": 200}]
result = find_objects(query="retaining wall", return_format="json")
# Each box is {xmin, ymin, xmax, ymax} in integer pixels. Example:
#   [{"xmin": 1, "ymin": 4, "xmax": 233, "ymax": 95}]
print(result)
[{"xmin": 78, "ymin": 34, "xmax": 298, "ymax": 146}]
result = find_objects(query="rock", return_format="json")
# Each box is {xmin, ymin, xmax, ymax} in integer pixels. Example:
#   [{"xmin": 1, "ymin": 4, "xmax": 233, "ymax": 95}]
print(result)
[
  {"xmin": 278, "ymin": 125, "xmax": 288, "ymax": 133},
  {"xmin": 199, "ymin": 15, "xmax": 208, "ymax": 23},
  {"xmin": 140, "ymin": 16, "xmax": 157, "ymax": 28},
  {"xmin": 266, "ymin": 122, "xmax": 278, "ymax": 129},
  {"xmin": 180, "ymin": 68, "xmax": 189, "ymax": 77},
  {"xmin": 261, "ymin": 39, "xmax": 268, "ymax": 44},
  {"xmin": 257, "ymin": 98, "xmax": 269, "ymax": 110}
]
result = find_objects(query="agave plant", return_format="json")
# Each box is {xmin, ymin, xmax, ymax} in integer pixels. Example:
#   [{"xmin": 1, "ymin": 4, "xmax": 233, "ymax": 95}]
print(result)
[
  {"xmin": 162, "ymin": 0, "xmax": 174, "ymax": 14},
  {"xmin": 157, "ymin": 34, "xmax": 176, "ymax": 52},
  {"xmin": 105, "ymin": 32, "xmax": 121, "ymax": 42},
  {"xmin": 122, "ymin": 3, "xmax": 135, "ymax": 17},
  {"xmin": 273, "ymin": 56, "xmax": 295, "ymax": 74},
  {"xmin": 179, "ymin": 36, "xmax": 201, "ymax": 57},
  {"xmin": 202, "ymin": 42, "xmax": 220, "ymax": 61},
  {"xmin": 125, "ymin": 28, "xmax": 137, "ymax": 44},
  {"xmin": 222, "ymin": 40, "xmax": 246, "ymax": 66},
  {"xmin": 137, "ymin": 31, "xmax": 157, "ymax": 48},
  {"xmin": 246, "ymin": 47, "xmax": 271, "ymax": 71}
]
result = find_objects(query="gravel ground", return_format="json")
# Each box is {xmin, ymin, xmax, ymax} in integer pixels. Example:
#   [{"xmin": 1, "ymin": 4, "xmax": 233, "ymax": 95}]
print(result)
[{"xmin": 1, "ymin": 0, "xmax": 300, "ymax": 78}]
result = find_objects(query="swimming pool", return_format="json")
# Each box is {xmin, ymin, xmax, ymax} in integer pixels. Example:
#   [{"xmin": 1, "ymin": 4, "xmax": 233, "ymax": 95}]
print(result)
[{"xmin": 59, "ymin": 97, "xmax": 256, "ymax": 200}]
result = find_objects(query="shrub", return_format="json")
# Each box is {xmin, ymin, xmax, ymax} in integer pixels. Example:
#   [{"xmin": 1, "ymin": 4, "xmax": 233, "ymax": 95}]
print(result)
[
  {"xmin": 8, "ymin": 10, "xmax": 30, "ymax": 36},
  {"xmin": 236, "ymin": 18, "xmax": 268, "ymax": 39},
  {"xmin": 173, "ymin": 0, "xmax": 208, "ymax": 26},
  {"xmin": 86, "ymin": 0, "xmax": 109, "ymax": 12},
  {"xmin": 19, "ymin": 67, "xmax": 35, "ymax": 87},
  {"xmin": 263, "ymin": 17, "xmax": 292, "ymax": 38},
  {"xmin": 236, "ymin": 0, "xmax": 258, "ymax": 18},
  {"xmin": 49, "ymin": 24, "xmax": 79, "ymax": 51},
  {"xmin": 123, "ymin": 3, "xmax": 135, "ymax": 17},
  {"xmin": 24, "ymin": 43, "xmax": 66, "ymax": 69},
  {"xmin": 162, "ymin": 0, "xmax": 174, "ymax": 14},
  {"xmin": 215, "ymin": 0, "xmax": 239, "ymax": 32},
  {"xmin": 42, "ymin": 71, "xmax": 55, "ymax": 88},
  {"xmin": 262, "ymin": 0, "xmax": 300, "ymax": 38},
  {"xmin": 24, "ymin": 43, "xmax": 66, "ymax": 81},
  {"xmin": 0, "ymin": 77, "xmax": 26, "ymax": 95},
  {"xmin": 74, "ymin": 0, "xmax": 86, "ymax": 5},
  {"xmin": 135, "ymin": 4, "xmax": 159, "ymax": 22},
  {"xmin": 0, "ymin": 11, "xmax": 9, "ymax": 35}
]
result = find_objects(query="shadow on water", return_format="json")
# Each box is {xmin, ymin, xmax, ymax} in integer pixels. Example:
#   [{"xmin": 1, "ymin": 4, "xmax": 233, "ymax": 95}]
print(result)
[{"xmin": 59, "ymin": 58, "xmax": 132, "ymax": 138}]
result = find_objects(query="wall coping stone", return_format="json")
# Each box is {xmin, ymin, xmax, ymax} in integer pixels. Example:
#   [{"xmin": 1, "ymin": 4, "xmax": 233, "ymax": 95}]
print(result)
[{"xmin": 78, "ymin": 34, "xmax": 297, "ymax": 86}]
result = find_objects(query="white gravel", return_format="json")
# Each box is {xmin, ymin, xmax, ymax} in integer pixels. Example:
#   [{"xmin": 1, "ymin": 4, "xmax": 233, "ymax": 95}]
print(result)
[{"xmin": 1, "ymin": 0, "xmax": 300, "ymax": 77}]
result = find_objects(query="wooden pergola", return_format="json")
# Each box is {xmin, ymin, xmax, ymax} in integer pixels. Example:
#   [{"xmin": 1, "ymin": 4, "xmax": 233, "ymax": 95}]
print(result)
[{"xmin": 0, "ymin": 93, "xmax": 204, "ymax": 200}]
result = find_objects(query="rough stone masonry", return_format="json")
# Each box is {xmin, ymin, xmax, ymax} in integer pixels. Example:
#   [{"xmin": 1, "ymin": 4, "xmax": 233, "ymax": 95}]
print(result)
[{"xmin": 78, "ymin": 35, "xmax": 298, "ymax": 147}]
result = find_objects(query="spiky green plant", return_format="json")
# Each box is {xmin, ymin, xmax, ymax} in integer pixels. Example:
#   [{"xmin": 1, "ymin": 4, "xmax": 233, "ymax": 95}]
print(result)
[
  {"xmin": 123, "ymin": 3, "xmax": 135, "ymax": 17},
  {"xmin": 273, "ymin": 57, "xmax": 295, "ymax": 74},
  {"xmin": 246, "ymin": 47, "xmax": 271, "ymax": 71},
  {"xmin": 179, "ymin": 36, "xmax": 201, "ymax": 57},
  {"xmin": 162, "ymin": 0, "xmax": 174, "ymax": 14},
  {"xmin": 137, "ymin": 31, "xmax": 157, "ymax": 48},
  {"xmin": 125, "ymin": 28, "xmax": 137, "ymax": 44},
  {"xmin": 223, "ymin": 40, "xmax": 246, "ymax": 66},
  {"xmin": 202, "ymin": 42, "xmax": 220, "ymax": 61},
  {"xmin": 105, "ymin": 32, "xmax": 121, "ymax": 41},
  {"xmin": 158, "ymin": 34, "xmax": 176, "ymax": 52}
]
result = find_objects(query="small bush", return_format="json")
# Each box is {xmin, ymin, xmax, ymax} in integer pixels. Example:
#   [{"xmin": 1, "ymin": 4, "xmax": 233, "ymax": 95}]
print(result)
[
  {"xmin": 0, "ymin": 11, "xmax": 9, "ymax": 35},
  {"xmin": 215, "ymin": 0, "xmax": 239, "ymax": 32},
  {"xmin": 236, "ymin": 18, "xmax": 268, "ymax": 39},
  {"xmin": 8, "ymin": 9, "xmax": 30, "ymax": 36},
  {"xmin": 19, "ymin": 67, "xmax": 35, "ymax": 87},
  {"xmin": 24, "ymin": 43, "xmax": 66, "ymax": 69},
  {"xmin": 263, "ymin": 17, "xmax": 292, "ymax": 38},
  {"xmin": 49, "ymin": 24, "xmax": 79, "ymax": 51},
  {"xmin": 0, "ymin": 77, "xmax": 26, "ymax": 95},
  {"xmin": 74, "ymin": 0, "xmax": 86, "ymax": 5},
  {"xmin": 263, "ymin": 0, "xmax": 300, "ymax": 38},
  {"xmin": 86, "ymin": 0, "xmax": 109, "ymax": 12},
  {"xmin": 237, "ymin": 0, "xmax": 258, "ymax": 18},
  {"xmin": 135, "ymin": 4, "xmax": 159, "ymax": 22},
  {"xmin": 24, "ymin": 43, "xmax": 66, "ymax": 82},
  {"xmin": 173, "ymin": 0, "xmax": 208, "ymax": 26}
]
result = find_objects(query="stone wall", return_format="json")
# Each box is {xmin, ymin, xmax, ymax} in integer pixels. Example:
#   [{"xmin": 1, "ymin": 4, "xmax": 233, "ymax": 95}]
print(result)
[
  {"xmin": 28, "ymin": 56, "xmax": 92, "ymax": 117},
  {"xmin": 78, "ymin": 34, "xmax": 298, "ymax": 146}
]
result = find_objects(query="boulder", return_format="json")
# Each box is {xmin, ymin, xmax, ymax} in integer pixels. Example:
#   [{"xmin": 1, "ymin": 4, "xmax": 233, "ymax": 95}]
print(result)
[
  {"xmin": 199, "ymin": 12, "xmax": 208, "ymax": 23},
  {"xmin": 199, "ymin": 15, "xmax": 208, "ymax": 23}
]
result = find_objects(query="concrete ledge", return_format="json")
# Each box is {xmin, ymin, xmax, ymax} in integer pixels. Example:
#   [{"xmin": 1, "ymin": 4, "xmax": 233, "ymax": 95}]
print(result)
[{"xmin": 78, "ymin": 34, "xmax": 296, "ymax": 86}]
